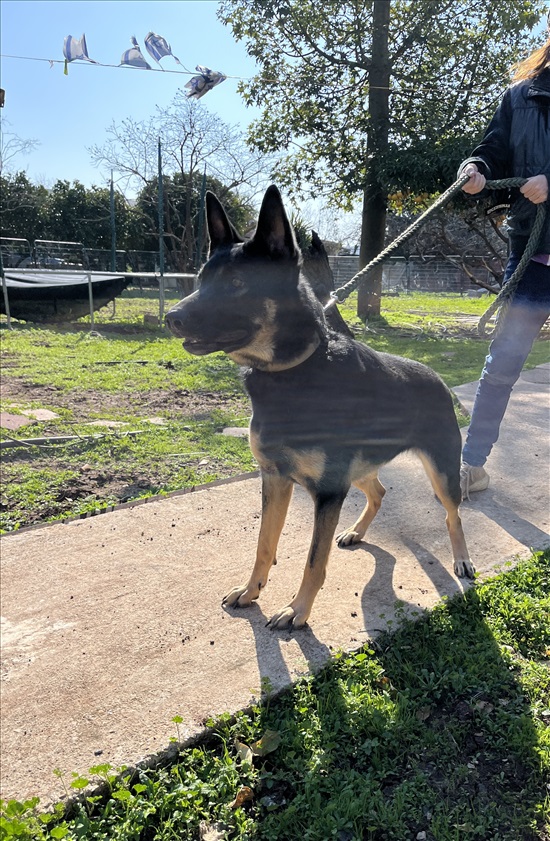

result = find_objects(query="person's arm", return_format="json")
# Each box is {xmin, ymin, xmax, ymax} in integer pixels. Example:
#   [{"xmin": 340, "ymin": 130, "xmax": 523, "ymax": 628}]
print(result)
[{"xmin": 459, "ymin": 89, "xmax": 514, "ymax": 193}]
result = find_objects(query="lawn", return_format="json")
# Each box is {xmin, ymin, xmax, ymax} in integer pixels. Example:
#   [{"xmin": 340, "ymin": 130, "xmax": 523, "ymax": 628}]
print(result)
[
  {"xmin": 1, "ymin": 289, "xmax": 548, "ymax": 532},
  {"xmin": 1, "ymin": 550, "xmax": 549, "ymax": 840}
]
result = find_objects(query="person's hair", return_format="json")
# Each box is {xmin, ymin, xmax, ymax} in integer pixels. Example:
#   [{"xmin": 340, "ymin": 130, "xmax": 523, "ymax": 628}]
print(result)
[{"xmin": 511, "ymin": 30, "xmax": 550, "ymax": 81}]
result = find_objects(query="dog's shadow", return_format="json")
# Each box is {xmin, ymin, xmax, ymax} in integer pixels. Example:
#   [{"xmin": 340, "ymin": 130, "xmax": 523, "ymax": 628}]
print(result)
[
  {"xmin": 223, "ymin": 535, "xmax": 471, "ymax": 691},
  {"xmin": 346, "ymin": 539, "xmax": 466, "ymax": 636},
  {"xmin": 222, "ymin": 601, "xmax": 332, "ymax": 694}
]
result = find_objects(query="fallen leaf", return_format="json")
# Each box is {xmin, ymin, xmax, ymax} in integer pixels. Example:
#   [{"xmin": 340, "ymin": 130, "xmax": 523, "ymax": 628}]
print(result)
[
  {"xmin": 230, "ymin": 786, "xmax": 254, "ymax": 809},
  {"xmin": 235, "ymin": 739, "xmax": 254, "ymax": 765},
  {"xmin": 251, "ymin": 729, "xmax": 281, "ymax": 756},
  {"xmin": 474, "ymin": 699, "xmax": 493, "ymax": 713},
  {"xmin": 416, "ymin": 706, "xmax": 431, "ymax": 721},
  {"xmin": 199, "ymin": 820, "xmax": 226, "ymax": 840}
]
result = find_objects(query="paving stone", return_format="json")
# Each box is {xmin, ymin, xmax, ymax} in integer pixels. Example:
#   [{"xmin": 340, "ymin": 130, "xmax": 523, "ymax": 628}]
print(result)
[
  {"xmin": 21, "ymin": 409, "xmax": 59, "ymax": 421},
  {"xmin": 0, "ymin": 412, "xmax": 33, "ymax": 431}
]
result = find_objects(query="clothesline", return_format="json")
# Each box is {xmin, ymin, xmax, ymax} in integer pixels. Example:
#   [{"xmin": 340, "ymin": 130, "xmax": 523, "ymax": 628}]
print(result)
[
  {"xmin": 0, "ymin": 54, "xmax": 505, "ymax": 95},
  {"xmin": 1, "ymin": 53, "xmax": 241, "ymax": 79}
]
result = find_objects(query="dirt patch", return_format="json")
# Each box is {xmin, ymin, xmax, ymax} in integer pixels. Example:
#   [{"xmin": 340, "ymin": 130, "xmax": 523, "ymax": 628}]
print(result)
[
  {"xmin": 0, "ymin": 374, "xmax": 252, "ymax": 531},
  {"xmin": 0, "ymin": 454, "xmax": 248, "ymax": 530},
  {"xmin": 0, "ymin": 378, "xmax": 250, "ymax": 421}
]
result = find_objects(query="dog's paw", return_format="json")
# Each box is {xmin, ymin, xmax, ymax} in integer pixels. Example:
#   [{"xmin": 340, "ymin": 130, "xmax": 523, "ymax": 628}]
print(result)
[
  {"xmin": 266, "ymin": 603, "xmax": 309, "ymax": 631},
  {"xmin": 335, "ymin": 528, "xmax": 362, "ymax": 548},
  {"xmin": 454, "ymin": 558, "xmax": 476, "ymax": 580},
  {"xmin": 222, "ymin": 584, "xmax": 259, "ymax": 608}
]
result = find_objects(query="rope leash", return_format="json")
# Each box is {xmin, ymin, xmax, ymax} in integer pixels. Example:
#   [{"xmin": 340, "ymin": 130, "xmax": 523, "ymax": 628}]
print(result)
[
  {"xmin": 475, "ymin": 182, "xmax": 546, "ymax": 336},
  {"xmin": 324, "ymin": 175, "xmax": 547, "ymax": 338}
]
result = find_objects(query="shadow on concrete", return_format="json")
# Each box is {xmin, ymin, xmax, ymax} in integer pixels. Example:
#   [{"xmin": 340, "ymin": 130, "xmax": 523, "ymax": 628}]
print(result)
[
  {"xmin": 462, "ymin": 491, "xmax": 550, "ymax": 550},
  {"xmin": 222, "ymin": 601, "xmax": 332, "ymax": 693}
]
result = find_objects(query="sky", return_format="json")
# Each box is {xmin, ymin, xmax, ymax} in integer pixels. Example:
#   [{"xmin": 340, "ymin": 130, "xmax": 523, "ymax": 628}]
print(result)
[{"xmin": 0, "ymin": 0, "xmax": 263, "ymax": 190}]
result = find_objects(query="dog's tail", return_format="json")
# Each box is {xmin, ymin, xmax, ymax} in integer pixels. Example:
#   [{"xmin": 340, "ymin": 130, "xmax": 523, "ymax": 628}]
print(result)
[{"xmin": 301, "ymin": 231, "xmax": 353, "ymax": 337}]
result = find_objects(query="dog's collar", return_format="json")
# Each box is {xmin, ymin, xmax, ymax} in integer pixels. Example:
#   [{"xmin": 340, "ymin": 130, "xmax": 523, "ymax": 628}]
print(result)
[{"xmin": 240, "ymin": 333, "xmax": 322, "ymax": 373}]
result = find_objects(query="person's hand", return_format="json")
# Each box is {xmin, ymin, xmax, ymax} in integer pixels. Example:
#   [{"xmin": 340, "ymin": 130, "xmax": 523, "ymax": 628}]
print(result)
[
  {"xmin": 461, "ymin": 164, "xmax": 486, "ymax": 194},
  {"xmin": 520, "ymin": 174, "xmax": 548, "ymax": 204}
]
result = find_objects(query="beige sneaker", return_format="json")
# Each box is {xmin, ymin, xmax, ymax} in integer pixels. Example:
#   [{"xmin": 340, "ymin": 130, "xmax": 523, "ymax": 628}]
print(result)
[{"xmin": 460, "ymin": 462, "xmax": 490, "ymax": 500}]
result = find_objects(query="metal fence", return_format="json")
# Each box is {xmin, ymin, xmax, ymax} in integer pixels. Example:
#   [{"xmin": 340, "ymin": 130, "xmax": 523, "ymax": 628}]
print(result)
[
  {"xmin": 0, "ymin": 238, "xmax": 180, "ymax": 277},
  {"xmin": 328, "ymin": 255, "xmax": 496, "ymax": 293}
]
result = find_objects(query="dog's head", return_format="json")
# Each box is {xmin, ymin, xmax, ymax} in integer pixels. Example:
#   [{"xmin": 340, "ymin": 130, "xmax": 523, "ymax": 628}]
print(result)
[{"xmin": 166, "ymin": 185, "xmax": 325, "ymax": 371}]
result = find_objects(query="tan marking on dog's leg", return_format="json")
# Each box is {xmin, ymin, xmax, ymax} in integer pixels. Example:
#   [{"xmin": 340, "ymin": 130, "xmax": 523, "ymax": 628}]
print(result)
[
  {"xmin": 336, "ymin": 473, "xmax": 386, "ymax": 547},
  {"xmin": 223, "ymin": 472, "xmax": 293, "ymax": 608},
  {"xmin": 267, "ymin": 492, "xmax": 346, "ymax": 630},
  {"xmin": 286, "ymin": 447, "xmax": 326, "ymax": 484},
  {"xmin": 417, "ymin": 453, "xmax": 475, "ymax": 580}
]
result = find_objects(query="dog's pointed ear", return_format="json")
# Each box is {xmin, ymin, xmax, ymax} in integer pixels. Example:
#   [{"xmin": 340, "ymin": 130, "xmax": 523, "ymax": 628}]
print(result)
[
  {"xmin": 206, "ymin": 191, "xmax": 244, "ymax": 254},
  {"xmin": 251, "ymin": 185, "xmax": 299, "ymax": 260}
]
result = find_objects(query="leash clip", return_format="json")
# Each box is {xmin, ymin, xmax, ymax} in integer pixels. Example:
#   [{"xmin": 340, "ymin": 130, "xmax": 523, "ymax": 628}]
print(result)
[{"xmin": 324, "ymin": 291, "xmax": 344, "ymax": 311}]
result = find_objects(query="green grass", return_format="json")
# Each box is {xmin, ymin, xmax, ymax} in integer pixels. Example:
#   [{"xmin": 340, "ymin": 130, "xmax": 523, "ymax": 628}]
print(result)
[
  {"xmin": 1, "ymin": 551, "xmax": 548, "ymax": 840},
  {"xmin": 0, "ymin": 326, "xmax": 243, "ymax": 395},
  {"xmin": 339, "ymin": 292, "xmax": 550, "ymax": 387},
  {"xmin": 0, "ymin": 412, "xmax": 256, "ymax": 532},
  {"xmin": 1, "ymin": 290, "xmax": 548, "ymax": 531}
]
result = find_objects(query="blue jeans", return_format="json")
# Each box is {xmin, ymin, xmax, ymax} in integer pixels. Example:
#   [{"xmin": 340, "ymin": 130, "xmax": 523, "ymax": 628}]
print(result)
[{"xmin": 462, "ymin": 242, "xmax": 550, "ymax": 467}]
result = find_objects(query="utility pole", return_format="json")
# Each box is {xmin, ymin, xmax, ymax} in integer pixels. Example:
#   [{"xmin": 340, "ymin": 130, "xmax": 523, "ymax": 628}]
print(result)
[
  {"xmin": 110, "ymin": 171, "xmax": 116, "ymax": 272},
  {"xmin": 157, "ymin": 138, "xmax": 165, "ymax": 322}
]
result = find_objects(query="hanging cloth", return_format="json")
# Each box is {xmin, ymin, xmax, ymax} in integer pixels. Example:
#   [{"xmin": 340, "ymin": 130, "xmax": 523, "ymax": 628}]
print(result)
[
  {"xmin": 120, "ymin": 36, "xmax": 152, "ymax": 70},
  {"xmin": 185, "ymin": 65, "xmax": 227, "ymax": 99},
  {"xmin": 144, "ymin": 32, "xmax": 182, "ymax": 67}
]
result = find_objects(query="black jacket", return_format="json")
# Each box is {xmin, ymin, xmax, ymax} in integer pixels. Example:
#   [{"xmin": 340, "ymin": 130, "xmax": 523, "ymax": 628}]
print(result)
[{"xmin": 459, "ymin": 68, "xmax": 550, "ymax": 253}]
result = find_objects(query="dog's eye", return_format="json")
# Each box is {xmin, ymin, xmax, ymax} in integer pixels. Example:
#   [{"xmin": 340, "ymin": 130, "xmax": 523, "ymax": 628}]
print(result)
[{"xmin": 232, "ymin": 278, "xmax": 245, "ymax": 289}]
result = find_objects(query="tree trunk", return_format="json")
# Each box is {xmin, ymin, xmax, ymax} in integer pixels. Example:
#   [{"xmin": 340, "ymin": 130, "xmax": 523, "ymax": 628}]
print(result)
[{"xmin": 357, "ymin": 0, "xmax": 391, "ymax": 321}]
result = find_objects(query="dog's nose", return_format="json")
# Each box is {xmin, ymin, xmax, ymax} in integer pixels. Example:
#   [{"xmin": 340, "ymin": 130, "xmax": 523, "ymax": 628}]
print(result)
[
  {"xmin": 164, "ymin": 310, "xmax": 182, "ymax": 333},
  {"xmin": 165, "ymin": 311, "xmax": 183, "ymax": 335}
]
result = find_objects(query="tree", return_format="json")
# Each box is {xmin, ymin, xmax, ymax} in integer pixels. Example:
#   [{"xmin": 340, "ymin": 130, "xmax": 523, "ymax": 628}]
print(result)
[
  {"xmin": 0, "ymin": 120, "xmax": 39, "ymax": 176},
  {"xmin": 0, "ymin": 172, "xmax": 48, "ymax": 246},
  {"xmin": 0, "ymin": 174, "xmax": 142, "ymax": 260},
  {"xmin": 133, "ymin": 171, "xmax": 254, "ymax": 271},
  {"xmin": 386, "ymin": 198, "xmax": 509, "ymax": 292},
  {"xmin": 218, "ymin": 0, "xmax": 546, "ymax": 318},
  {"xmin": 89, "ymin": 92, "xmax": 273, "ymax": 270},
  {"xmin": 45, "ymin": 180, "xmax": 138, "ymax": 250}
]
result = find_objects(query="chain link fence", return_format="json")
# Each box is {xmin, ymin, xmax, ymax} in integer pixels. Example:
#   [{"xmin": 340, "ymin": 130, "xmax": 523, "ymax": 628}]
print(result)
[{"xmin": 328, "ymin": 255, "xmax": 497, "ymax": 294}]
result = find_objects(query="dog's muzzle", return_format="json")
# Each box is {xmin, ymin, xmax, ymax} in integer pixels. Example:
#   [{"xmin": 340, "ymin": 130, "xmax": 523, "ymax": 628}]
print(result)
[
  {"xmin": 165, "ymin": 310, "xmax": 251, "ymax": 355},
  {"xmin": 164, "ymin": 311, "xmax": 191, "ymax": 339}
]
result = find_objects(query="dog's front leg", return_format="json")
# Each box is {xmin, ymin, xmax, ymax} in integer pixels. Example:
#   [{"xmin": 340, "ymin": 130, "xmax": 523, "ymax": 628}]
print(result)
[
  {"xmin": 223, "ymin": 471, "xmax": 293, "ymax": 609},
  {"xmin": 267, "ymin": 490, "xmax": 347, "ymax": 630}
]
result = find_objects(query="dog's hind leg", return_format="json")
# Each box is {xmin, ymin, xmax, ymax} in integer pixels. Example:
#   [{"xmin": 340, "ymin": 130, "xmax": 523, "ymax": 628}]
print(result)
[
  {"xmin": 417, "ymin": 452, "xmax": 475, "ymax": 580},
  {"xmin": 335, "ymin": 473, "xmax": 386, "ymax": 547},
  {"xmin": 223, "ymin": 471, "xmax": 293, "ymax": 609},
  {"xmin": 267, "ymin": 489, "xmax": 347, "ymax": 630}
]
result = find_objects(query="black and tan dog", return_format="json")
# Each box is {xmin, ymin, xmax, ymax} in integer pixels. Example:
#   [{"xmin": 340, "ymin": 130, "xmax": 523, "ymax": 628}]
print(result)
[{"xmin": 165, "ymin": 186, "xmax": 474, "ymax": 630}]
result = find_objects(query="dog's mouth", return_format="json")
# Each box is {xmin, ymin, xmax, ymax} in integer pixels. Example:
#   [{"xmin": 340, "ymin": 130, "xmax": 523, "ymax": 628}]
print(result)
[{"xmin": 182, "ymin": 329, "xmax": 251, "ymax": 356}]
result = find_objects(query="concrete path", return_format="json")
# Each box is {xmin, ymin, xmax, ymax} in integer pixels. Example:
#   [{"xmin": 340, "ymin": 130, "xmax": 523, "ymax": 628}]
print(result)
[{"xmin": 1, "ymin": 365, "xmax": 549, "ymax": 806}]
